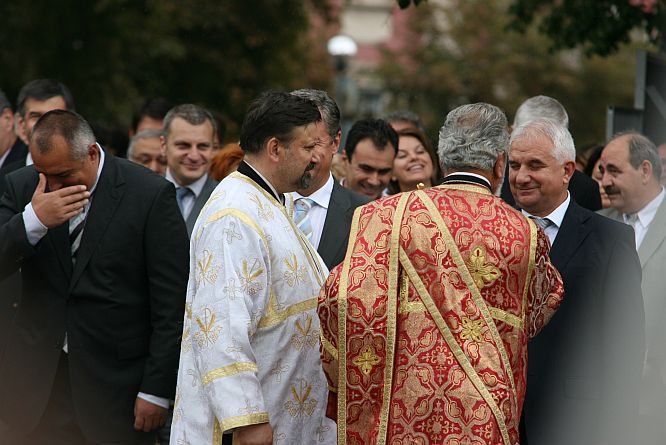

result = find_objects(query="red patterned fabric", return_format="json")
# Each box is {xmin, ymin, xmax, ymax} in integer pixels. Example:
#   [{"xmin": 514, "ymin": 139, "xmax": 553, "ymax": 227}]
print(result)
[{"xmin": 318, "ymin": 184, "xmax": 564, "ymax": 445}]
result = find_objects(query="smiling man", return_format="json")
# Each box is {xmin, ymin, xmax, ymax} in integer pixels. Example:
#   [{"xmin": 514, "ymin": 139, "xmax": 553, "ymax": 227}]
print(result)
[
  {"xmin": 598, "ymin": 132, "xmax": 666, "ymax": 444},
  {"xmin": 510, "ymin": 119, "xmax": 644, "ymax": 445},
  {"xmin": 340, "ymin": 118, "xmax": 398, "ymax": 199},
  {"xmin": 161, "ymin": 104, "xmax": 218, "ymax": 237},
  {"xmin": 171, "ymin": 91, "xmax": 335, "ymax": 445}
]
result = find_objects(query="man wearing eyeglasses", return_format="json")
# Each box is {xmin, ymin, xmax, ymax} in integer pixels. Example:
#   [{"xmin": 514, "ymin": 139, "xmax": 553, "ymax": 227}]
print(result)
[{"xmin": 287, "ymin": 89, "xmax": 369, "ymax": 270}]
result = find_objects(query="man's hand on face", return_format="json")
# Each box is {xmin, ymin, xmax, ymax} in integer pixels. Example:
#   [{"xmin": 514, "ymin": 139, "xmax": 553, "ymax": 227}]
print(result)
[
  {"xmin": 31, "ymin": 173, "xmax": 90, "ymax": 228},
  {"xmin": 232, "ymin": 422, "xmax": 273, "ymax": 445},
  {"xmin": 133, "ymin": 397, "xmax": 168, "ymax": 432}
]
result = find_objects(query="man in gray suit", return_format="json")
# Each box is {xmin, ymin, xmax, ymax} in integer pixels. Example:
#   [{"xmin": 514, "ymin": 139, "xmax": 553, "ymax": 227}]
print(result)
[
  {"xmin": 288, "ymin": 89, "xmax": 369, "ymax": 270},
  {"xmin": 598, "ymin": 132, "xmax": 666, "ymax": 444},
  {"xmin": 161, "ymin": 104, "xmax": 218, "ymax": 237}
]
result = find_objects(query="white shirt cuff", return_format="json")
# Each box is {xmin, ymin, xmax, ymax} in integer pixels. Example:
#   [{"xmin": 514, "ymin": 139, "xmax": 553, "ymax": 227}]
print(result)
[
  {"xmin": 137, "ymin": 392, "xmax": 170, "ymax": 409},
  {"xmin": 23, "ymin": 202, "xmax": 48, "ymax": 246}
]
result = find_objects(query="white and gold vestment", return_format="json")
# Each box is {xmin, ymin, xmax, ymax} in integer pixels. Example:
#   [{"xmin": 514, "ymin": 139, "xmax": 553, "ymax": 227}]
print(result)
[{"xmin": 170, "ymin": 172, "xmax": 335, "ymax": 445}]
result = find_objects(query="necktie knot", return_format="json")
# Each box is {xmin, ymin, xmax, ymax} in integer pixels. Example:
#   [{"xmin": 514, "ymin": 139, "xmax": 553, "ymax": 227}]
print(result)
[
  {"xmin": 530, "ymin": 216, "xmax": 553, "ymax": 231},
  {"xmin": 624, "ymin": 212, "xmax": 638, "ymax": 226},
  {"xmin": 176, "ymin": 187, "xmax": 193, "ymax": 216}
]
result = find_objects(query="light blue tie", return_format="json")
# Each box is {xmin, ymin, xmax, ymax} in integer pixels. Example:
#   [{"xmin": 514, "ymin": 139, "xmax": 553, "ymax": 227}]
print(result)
[
  {"xmin": 294, "ymin": 198, "xmax": 315, "ymax": 242},
  {"xmin": 176, "ymin": 187, "xmax": 192, "ymax": 218}
]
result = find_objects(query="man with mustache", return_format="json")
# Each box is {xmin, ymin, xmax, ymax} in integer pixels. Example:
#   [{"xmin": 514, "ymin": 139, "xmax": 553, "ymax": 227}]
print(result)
[
  {"xmin": 598, "ymin": 132, "xmax": 666, "ymax": 444},
  {"xmin": 511, "ymin": 120, "xmax": 644, "ymax": 445},
  {"xmin": 287, "ymin": 89, "xmax": 370, "ymax": 270},
  {"xmin": 170, "ymin": 91, "xmax": 335, "ymax": 445},
  {"xmin": 161, "ymin": 104, "xmax": 219, "ymax": 238}
]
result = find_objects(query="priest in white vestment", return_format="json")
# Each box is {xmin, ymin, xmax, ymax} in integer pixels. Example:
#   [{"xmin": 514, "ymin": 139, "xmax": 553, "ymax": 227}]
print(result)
[{"xmin": 170, "ymin": 92, "xmax": 336, "ymax": 445}]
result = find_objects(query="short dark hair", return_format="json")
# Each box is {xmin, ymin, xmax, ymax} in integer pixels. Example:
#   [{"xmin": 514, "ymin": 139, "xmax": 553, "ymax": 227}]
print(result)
[
  {"xmin": 131, "ymin": 97, "xmax": 172, "ymax": 133},
  {"xmin": 163, "ymin": 104, "xmax": 217, "ymax": 140},
  {"xmin": 344, "ymin": 118, "xmax": 398, "ymax": 161},
  {"xmin": 32, "ymin": 109, "xmax": 95, "ymax": 161},
  {"xmin": 239, "ymin": 91, "xmax": 321, "ymax": 154},
  {"xmin": 0, "ymin": 89, "xmax": 11, "ymax": 112},
  {"xmin": 17, "ymin": 79, "xmax": 75, "ymax": 117}
]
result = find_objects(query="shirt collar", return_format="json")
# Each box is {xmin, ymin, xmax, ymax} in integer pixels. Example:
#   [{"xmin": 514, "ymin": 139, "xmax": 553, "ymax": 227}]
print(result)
[
  {"xmin": 290, "ymin": 173, "xmax": 333, "ymax": 210},
  {"xmin": 90, "ymin": 143, "xmax": 105, "ymax": 194},
  {"xmin": 165, "ymin": 169, "xmax": 209, "ymax": 198},
  {"xmin": 522, "ymin": 191, "xmax": 570, "ymax": 229},
  {"xmin": 243, "ymin": 160, "xmax": 282, "ymax": 204},
  {"xmin": 444, "ymin": 171, "xmax": 491, "ymax": 187},
  {"xmin": 635, "ymin": 187, "xmax": 665, "ymax": 227}
]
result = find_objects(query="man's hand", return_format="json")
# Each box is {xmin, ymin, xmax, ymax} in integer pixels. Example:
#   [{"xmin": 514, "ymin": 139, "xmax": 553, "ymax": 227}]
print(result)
[
  {"xmin": 232, "ymin": 422, "xmax": 273, "ymax": 445},
  {"xmin": 31, "ymin": 173, "xmax": 90, "ymax": 228},
  {"xmin": 133, "ymin": 397, "xmax": 167, "ymax": 432}
]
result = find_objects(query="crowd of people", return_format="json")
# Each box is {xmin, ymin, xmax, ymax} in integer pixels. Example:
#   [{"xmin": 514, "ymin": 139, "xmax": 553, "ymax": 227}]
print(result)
[{"xmin": 0, "ymin": 78, "xmax": 665, "ymax": 445}]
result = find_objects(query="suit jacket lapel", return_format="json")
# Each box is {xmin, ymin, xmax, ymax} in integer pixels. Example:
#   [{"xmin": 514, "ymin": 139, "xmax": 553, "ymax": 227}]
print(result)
[
  {"xmin": 48, "ymin": 222, "xmax": 73, "ymax": 278},
  {"xmin": 318, "ymin": 181, "xmax": 350, "ymax": 268},
  {"xmin": 186, "ymin": 175, "xmax": 217, "ymax": 235},
  {"xmin": 69, "ymin": 156, "xmax": 124, "ymax": 291},
  {"xmin": 638, "ymin": 198, "xmax": 666, "ymax": 268},
  {"xmin": 549, "ymin": 200, "xmax": 592, "ymax": 271}
]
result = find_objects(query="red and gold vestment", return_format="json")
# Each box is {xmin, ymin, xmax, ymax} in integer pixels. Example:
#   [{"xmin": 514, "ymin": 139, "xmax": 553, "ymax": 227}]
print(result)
[{"xmin": 318, "ymin": 183, "xmax": 564, "ymax": 445}]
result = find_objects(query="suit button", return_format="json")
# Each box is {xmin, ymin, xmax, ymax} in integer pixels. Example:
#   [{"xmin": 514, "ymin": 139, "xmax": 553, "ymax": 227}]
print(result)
[{"xmin": 11, "ymin": 302, "xmax": 18, "ymax": 308}]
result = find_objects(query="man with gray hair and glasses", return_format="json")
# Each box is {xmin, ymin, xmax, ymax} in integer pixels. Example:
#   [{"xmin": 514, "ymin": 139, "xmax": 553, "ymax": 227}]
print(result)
[
  {"xmin": 318, "ymin": 103, "xmax": 564, "ymax": 444},
  {"xmin": 598, "ymin": 132, "xmax": 666, "ymax": 444},
  {"xmin": 511, "ymin": 120, "xmax": 644, "ymax": 445},
  {"xmin": 287, "ymin": 89, "xmax": 369, "ymax": 270},
  {"xmin": 500, "ymin": 95, "xmax": 602, "ymax": 211}
]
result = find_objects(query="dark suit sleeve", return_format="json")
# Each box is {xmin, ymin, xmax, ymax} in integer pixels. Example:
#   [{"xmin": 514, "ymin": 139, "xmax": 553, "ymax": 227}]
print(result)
[
  {"xmin": 0, "ymin": 174, "xmax": 37, "ymax": 280},
  {"xmin": 140, "ymin": 181, "xmax": 189, "ymax": 398},
  {"xmin": 599, "ymin": 222, "xmax": 645, "ymax": 444}
]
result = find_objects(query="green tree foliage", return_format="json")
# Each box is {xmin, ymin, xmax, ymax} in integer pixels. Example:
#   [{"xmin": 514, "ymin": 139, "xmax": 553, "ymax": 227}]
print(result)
[
  {"xmin": 399, "ymin": 0, "xmax": 664, "ymax": 57},
  {"xmin": 379, "ymin": 0, "xmax": 651, "ymax": 148},
  {"xmin": 0, "ymin": 0, "xmax": 335, "ymax": 136}
]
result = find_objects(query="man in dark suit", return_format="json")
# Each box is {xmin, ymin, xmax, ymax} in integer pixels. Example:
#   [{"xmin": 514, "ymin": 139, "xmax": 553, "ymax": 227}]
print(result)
[
  {"xmin": 161, "ymin": 104, "xmax": 219, "ymax": 237},
  {"xmin": 500, "ymin": 95, "xmax": 602, "ymax": 211},
  {"xmin": 289, "ymin": 89, "xmax": 369, "ymax": 270},
  {"xmin": 0, "ymin": 110, "xmax": 189, "ymax": 444},
  {"xmin": 509, "ymin": 118, "xmax": 644, "ymax": 445}
]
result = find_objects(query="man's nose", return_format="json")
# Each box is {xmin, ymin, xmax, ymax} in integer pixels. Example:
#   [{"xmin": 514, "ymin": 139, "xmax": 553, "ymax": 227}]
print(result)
[{"xmin": 366, "ymin": 172, "xmax": 381, "ymax": 186}]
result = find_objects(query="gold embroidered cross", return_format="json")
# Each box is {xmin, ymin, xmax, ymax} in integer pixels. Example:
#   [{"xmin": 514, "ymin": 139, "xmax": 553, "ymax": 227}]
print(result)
[
  {"xmin": 466, "ymin": 246, "xmax": 501, "ymax": 289},
  {"xmin": 352, "ymin": 345, "xmax": 381, "ymax": 375}
]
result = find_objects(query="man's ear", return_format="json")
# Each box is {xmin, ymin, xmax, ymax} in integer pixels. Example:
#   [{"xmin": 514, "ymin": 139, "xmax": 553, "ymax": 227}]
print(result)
[
  {"xmin": 641, "ymin": 160, "xmax": 653, "ymax": 184},
  {"xmin": 159, "ymin": 135, "xmax": 167, "ymax": 156},
  {"xmin": 494, "ymin": 151, "xmax": 506, "ymax": 180},
  {"xmin": 88, "ymin": 143, "xmax": 99, "ymax": 161},
  {"xmin": 563, "ymin": 160, "xmax": 576, "ymax": 184},
  {"xmin": 266, "ymin": 137, "xmax": 281, "ymax": 162},
  {"xmin": 332, "ymin": 131, "xmax": 342, "ymax": 154}
]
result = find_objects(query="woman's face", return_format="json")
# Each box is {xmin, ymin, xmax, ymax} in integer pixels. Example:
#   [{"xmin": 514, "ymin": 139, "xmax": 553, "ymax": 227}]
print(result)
[
  {"xmin": 592, "ymin": 158, "xmax": 611, "ymax": 208},
  {"xmin": 393, "ymin": 135, "xmax": 434, "ymax": 191}
]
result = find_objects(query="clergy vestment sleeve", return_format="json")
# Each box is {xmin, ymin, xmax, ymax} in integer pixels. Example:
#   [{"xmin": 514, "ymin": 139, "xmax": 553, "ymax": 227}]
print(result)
[
  {"xmin": 525, "ymin": 228, "xmax": 565, "ymax": 339},
  {"xmin": 317, "ymin": 264, "xmax": 343, "ymax": 420},
  {"xmin": 187, "ymin": 213, "xmax": 271, "ymax": 431}
]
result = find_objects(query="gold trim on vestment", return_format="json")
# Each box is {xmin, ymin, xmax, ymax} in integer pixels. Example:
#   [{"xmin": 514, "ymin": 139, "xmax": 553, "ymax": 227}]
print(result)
[
  {"xmin": 377, "ymin": 192, "xmax": 409, "ymax": 445},
  {"xmin": 201, "ymin": 208, "xmax": 269, "ymax": 252},
  {"xmin": 320, "ymin": 331, "xmax": 339, "ymax": 361},
  {"xmin": 202, "ymin": 362, "xmax": 259, "ymax": 386},
  {"xmin": 213, "ymin": 417, "xmax": 223, "ymax": 444},
  {"xmin": 399, "ymin": 249, "xmax": 511, "ymax": 445},
  {"xmin": 337, "ymin": 205, "xmax": 364, "ymax": 444},
  {"xmin": 399, "ymin": 272, "xmax": 426, "ymax": 313},
  {"xmin": 490, "ymin": 307, "xmax": 524, "ymax": 330},
  {"xmin": 522, "ymin": 219, "xmax": 538, "ymax": 323},
  {"xmin": 220, "ymin": 412, "xmax": 270, "ymax": 433},
  {"xmin": 258, "ymin": 295, "xmax": 318, "ymax": 329},
  {"xmin": 415, "ymin": 190, "xmax": 513, "ymax": 445}
]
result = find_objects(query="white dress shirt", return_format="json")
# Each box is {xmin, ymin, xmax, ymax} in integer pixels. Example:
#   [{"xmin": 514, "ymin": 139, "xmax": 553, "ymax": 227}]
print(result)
[
  {"xmin": 625, "ymin": 187, "xmax": 665, "ymax": 249},
  {"xmin": 289, "ymin": 173, "xmax": 334, "ymax": 250},
  {"xmin": 522, "ymin": 192, "xmax": 571, "ymax": 245},
  {"xmin": 165, "ymin": 169, "xmax": 209, "ymax": 220}
]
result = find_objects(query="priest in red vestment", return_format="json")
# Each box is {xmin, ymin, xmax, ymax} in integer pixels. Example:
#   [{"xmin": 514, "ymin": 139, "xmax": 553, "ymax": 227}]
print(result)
[{"xmin": 318, "ymin": 103, "xmax": 564, "ymax": 445}]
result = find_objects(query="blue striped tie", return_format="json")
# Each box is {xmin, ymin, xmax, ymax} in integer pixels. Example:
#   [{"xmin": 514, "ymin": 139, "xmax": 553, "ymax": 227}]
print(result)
[{"xmin": 294, "ymin": 198, "xmax": 314, "ymax": 242}]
